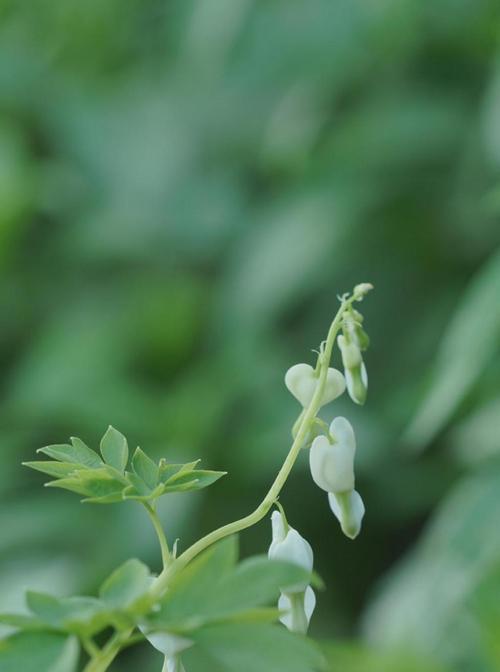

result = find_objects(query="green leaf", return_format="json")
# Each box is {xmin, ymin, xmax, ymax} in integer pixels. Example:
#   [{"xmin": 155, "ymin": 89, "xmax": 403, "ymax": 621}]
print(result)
[
  {"xmin": 182, "ymin": 623, "xmax": 325, "ymax": 672},
  {"xmin": 132, "ymin": 447, "xmax": 159, "ymax": 490},
  {"xmin": 100, "ymin": 426, "xmax": 128, "ymax": 472},
  {"xmin": 159, "ymin": 460, "xmax": 200, "ymax": 484},
  {"xmin": 152, "ymin": 543, "xmax": 310, "ymax": 631},
  {"xmin": 26, "ymin": 592, "xmax": 109, "ymax": 637},
  {"xmin": 321, "ymin": 641, "xmax": 450, "ymax": 672},
  {"xmin": 37, "ymin": 439, "xmax": 102, "ymax": 468},
  {"xmin": 0, "ymin": 631, "xmax": 79, "ymax": 672},
  {"xmin": 405, "ymin": 248, "xmax": 500, "ymax": 452},
  {"xmin": 22, "ymin": 461, "xmax": 81, "ymax": 479},
  {"xmin": 164, "ymin": 469, "xmax": 227, "ymax": 492},
  {"xmin": 99, "ymin": 559, "xmax": 151, "ymax": 609},
  {"xmin": 46, "ymin": 467, "xmax": 126, "ymax": 503},
  {"xmin": 0, "ymin": 614, "xmax": 45, "ymax": 631},
  {"xmin": 151, "ymin": 538, "xmax": 238, "ymax": 629}
]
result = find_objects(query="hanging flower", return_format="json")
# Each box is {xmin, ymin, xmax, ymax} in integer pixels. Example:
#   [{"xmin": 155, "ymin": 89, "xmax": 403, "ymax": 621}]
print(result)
[
  {"xmin": 268, "ymin": 510, "xmax": 316, "ymax": 633},
  {"xmin": 328, "ymin": 490, "xmax": 365, "ymax": 540},
  {"xmin": 309, "ymin": 417, "xmax": 355, "ymax": 493},
  {"xmin": 337, "ymin": 334, "xmax": 368, "ymax": 405},
  {"xmin": 285, "ymin": 363, "xmax": 345, "ymax": 409}
]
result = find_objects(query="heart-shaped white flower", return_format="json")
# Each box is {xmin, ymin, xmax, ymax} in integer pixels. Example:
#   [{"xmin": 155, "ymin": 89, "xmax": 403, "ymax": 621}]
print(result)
[
  {"xmin": 328, "ymin": 489, "xmax": 365, "ymax": 539},
  {"xmin": 285, "ymin": 363, "xmax": 345, "ymax": 408},
  {"xmin": 309, "ymin": 416, "xmax": 356, "ymax": 493}
]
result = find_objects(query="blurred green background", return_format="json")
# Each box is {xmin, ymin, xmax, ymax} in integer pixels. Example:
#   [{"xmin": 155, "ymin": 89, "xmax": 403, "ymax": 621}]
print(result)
[{"xmin": 0, "ymin": 0, "xmax": 500, "ymax": 670}]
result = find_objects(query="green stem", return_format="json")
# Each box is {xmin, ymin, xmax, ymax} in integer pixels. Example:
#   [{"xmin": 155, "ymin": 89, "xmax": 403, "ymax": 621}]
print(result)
[
  {"xmin": 143, "ymin": 502, "xmax": 171, "ymax": 568},
  {"xmin": 150, "ymin": 291, "xmax": 360, "ymax": 599},
  {"xmin": 82, "ymin": 630, "xmax": 133, "ymax": 672}
]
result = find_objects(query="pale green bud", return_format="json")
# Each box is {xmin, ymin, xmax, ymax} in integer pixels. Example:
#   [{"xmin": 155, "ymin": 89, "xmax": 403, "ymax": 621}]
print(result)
[
  {"xmin": 353, "ymin": 283, "xmax": 373, "ymax": 300},
  {"xmin": 285, "ymin": 363, "xmax": 345, "ymax": 408},
  {"xmin": 338, "ymin": 335, "xmax": 368, "ymax": 405},
  {"xmin": 309, "ymin": 417, "xmax": 356, "ymax": 493},
  {"xmin": 328, "ymin": 490, "xmax": 365, "ymax": 539}
]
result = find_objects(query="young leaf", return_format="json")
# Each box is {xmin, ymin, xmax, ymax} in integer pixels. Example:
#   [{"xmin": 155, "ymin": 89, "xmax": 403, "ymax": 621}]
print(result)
[
  {"xmin": 36, "ymin": 439, "xmax": 102, "ymax": 468},
  {"xmin": 0, "ymin": 631, "xmax": 79, "ymax": 672},
  {"xmin": 100, "ymin": 426, "xmax": 128, "ymax": 472},
  {"xmin": 182, "ymin": 622, "xmax": 325, "ymax": 672},
  {"xmin": 26, "ymin": 592, "xmax": 108, "ymax": 637},
  {"xmin": 99, "ymin": 559, "xmax": 151, "ymax": 609},
  {"xmin": 22, "ymin": 461, "xmax": 81, "ymax": 479},
  {"xmin": 46, "ymin": 467, "xmax": 126, "ymax": 503},
  {"xmin": 132, "ymin": 447, "xmax": 159, "ymax": 490}
]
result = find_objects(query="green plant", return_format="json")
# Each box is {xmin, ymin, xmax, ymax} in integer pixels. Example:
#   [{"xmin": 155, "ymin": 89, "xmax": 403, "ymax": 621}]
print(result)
[{"xmin": 0, "ymin": 283, "xmax": 373, "ymax": 672}]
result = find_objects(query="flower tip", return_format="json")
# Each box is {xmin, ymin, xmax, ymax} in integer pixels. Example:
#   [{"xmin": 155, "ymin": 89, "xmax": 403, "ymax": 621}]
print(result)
[{"xmin": 353, "ymin": 283, "xmax": 374, "ymax": 300}]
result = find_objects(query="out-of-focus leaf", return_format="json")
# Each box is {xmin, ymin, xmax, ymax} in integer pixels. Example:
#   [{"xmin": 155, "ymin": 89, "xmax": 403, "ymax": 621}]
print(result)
[
  {"xmin": 321, "ymin": 640, "xmax": 450, "ymax": 672},
  {"xmin": 99, "ymin": 559, "xmax": 151, "ymax": 610},
  {"xmin": 405, "ymin": 247, "xmax": 500, "ymax": 451},
  {"xmin": 182, "ymin": 622, "xmax": 325, "ymax": 672},
  {"xmin": 362, "ymin": 465, "xmax": 500, "ymax": 663},
  {"xmin": 0, "ymin": 631, "xmax": 79, "ymax": 672}
]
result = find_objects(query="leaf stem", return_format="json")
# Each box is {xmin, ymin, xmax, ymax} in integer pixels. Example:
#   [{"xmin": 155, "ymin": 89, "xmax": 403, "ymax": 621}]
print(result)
[
  {"xmin": 150, "ymin": 290, "xmax": 361, "ymax": 599},
  {"xmin": 143, "ymin": 502, "xmax": 171, "ymax": 568},
  {"xmin": 82, "ymin": 629, "xmax": 133, "ymax": 672}
]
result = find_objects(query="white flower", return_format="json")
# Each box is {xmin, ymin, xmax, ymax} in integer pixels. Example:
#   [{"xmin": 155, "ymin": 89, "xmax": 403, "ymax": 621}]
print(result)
[
  {"xmin": 278, "ymin": 586, "xmax": 316, "ymax": 634},
  {"xmin": 268, "ymin": 510, "xmax": 316, "ymax": 633},
  {"xmin": 328, "ymin": 490, "xmax": 365, "ymax": 539},
  {"xmin": 285, "ymin": 363, "xmax": 345, "ymax": 408},
  {"xmin": 338, "ymin": 335, "xmax": 368, "ymax": 405},
  {"xmin": 268, "ymin": 510, "xmax": 313, "ymax": 592},
  {"xmin": 309, "ymin": 417, "xmax": 356, "ymax": 493},
  {"xmin": 140, "ymin": 628, "xmax": 191, "ymax": 672}
]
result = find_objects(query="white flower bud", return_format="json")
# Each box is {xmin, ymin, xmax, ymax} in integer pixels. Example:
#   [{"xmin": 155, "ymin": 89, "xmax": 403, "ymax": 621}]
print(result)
[
  {"xmin": 309, "ymin": 417, "xmax": 356, "ymax": 493},
  {"xmin": 285, "ymin": 363, "xmax": 345, "ymax": 408},
  {"xmin": 328, "ymin": 490, "xmax": 365, "ymax": 539},
  {"xmin": 353, "ymin": 283, "xmax": 373, "ymax": 299},
  {"xmin": 268, "ymin": 510, "xmax": 313, "ymax": 593},
  {"xmin": 278, "ymin": 586, "xmax": 316, "ymax": 634},
  {"xmin": 338, "ymin": 335, "xmax": 368, "ymax": 405}
]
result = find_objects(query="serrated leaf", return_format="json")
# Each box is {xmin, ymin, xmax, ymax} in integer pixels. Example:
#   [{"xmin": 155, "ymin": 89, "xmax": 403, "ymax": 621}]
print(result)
[
  {"xmin": 132, "ymin": 448, "xmax": 159, "ymax": 490},
  {"xmin": 0, "ymin": 631, "xmax": 79, "ymax": 672},
  {"xmin": 37, "ymin": 441, "xmax": 101, "ymax": 468},
  {"xmin": 182, "ymin": 622, "xmax": 325, "ymax": 672},
  {"xmin": 100, "ymin": 426, "xmax": 128, "ymax": 472},
  {"xmin": 99, "ymin": 559, "xmax": 151, "ymax": 609},
  {"xmin": 23, "ymin": 461, "xmax": 81, "ymax": 479}
]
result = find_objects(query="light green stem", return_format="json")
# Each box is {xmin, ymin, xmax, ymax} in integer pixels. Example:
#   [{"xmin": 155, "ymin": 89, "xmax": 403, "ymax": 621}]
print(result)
[
  {"xmin": 143, "ymin": 502, "xmax": 171, "ymax": 568},
  {"xmin": 150, "ymin": 291, "xmax": 360, "ymax": 599},
  {"xmin": 82, "ymin": 629, "xmax": 133, "ymax": 672}
]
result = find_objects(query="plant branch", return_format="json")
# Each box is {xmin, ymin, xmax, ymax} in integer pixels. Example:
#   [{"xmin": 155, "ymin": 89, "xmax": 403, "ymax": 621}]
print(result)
[
  {"xmin": 150, "ymin": 288, "xmax": 365, "ymax": 599},
  {"xmin": 143, "ymin": 502, "xmax": 171, "ymax": 568}
]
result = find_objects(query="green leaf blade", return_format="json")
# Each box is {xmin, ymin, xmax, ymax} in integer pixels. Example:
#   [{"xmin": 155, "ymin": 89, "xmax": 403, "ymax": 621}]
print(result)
[{"xmin": 100, "ymin": 426, "xmax": 128, "ymax": 473}]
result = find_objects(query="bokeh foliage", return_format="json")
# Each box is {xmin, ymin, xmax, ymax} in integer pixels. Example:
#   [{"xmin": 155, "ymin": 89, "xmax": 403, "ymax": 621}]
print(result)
[{"xmin": 0, "ymin": 0, "xmax": 499, "ymax": 670}]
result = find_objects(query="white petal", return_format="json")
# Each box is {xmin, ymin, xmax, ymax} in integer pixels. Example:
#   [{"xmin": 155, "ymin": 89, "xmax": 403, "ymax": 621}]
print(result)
[
  {"xmin": 285, "ymin": 363, "xmax": 345, "ymax": 408},
  {"xmin": 269, "ymin": 528, "xmax": 313, "ymax": 574},
  {"xmin": 328, "ymin": 490, "xmax": 365, "ymax": 539},
  {"xmin": 309, "ymin": 434, "xmax": 355, "ymax": 493},
  {"xmin": 269, "ymin": 510, "xmax": 286, "ymax": 550},
  {"xmin": 278, "ymin": 586, "xmax": 316, "ymax": 633},
  {"xmin": 140, "ymin": 630, "xmax": 192, "ymax": 657}
]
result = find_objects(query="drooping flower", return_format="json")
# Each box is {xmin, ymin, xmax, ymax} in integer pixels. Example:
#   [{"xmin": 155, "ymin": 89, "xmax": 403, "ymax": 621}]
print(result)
[
  {"xmin": 337, "ymin": 334, "xmax": 368, "ymax": 405},
  {"xmin": 309, "ymin": 417, "xmax": 355, "ymax": 493},
  {"xmin": 328, "ymin": 490, "xmax": 365, "ymax": 540},
  {"xmin": 285, "ymin": 363, "xmax": 345, "ymax": 409},
  {"xmin": 268, "ymin": 510, "xmax": 315, "ymax": 633}
]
